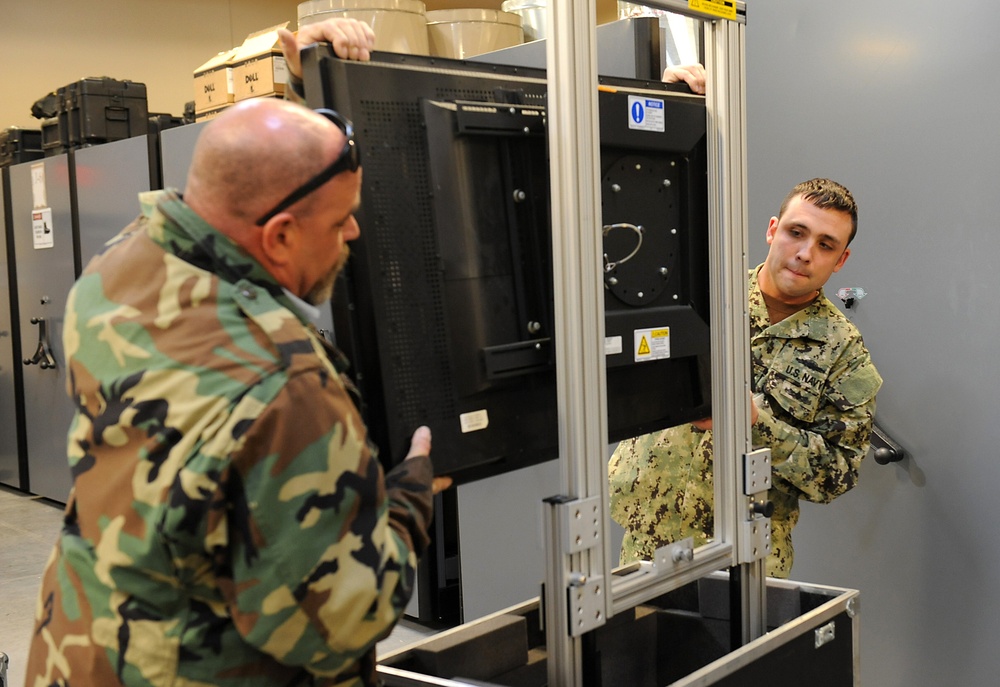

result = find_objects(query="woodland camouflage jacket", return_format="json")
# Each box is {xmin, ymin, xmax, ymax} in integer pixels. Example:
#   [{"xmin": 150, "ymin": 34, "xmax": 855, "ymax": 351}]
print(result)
[{"xmin": 26, "ymin": 190, "xmax": 434, "ymax": 686}]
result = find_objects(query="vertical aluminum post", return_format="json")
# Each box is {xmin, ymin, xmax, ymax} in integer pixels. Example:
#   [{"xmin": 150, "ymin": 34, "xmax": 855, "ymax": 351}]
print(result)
[
  {"xmin": 701, "ymin": 13, "xmax": 767, "ymax": 644},
  {"xmin": 543, "ymin": 0, "xmax": 610, "ymax": 685}
]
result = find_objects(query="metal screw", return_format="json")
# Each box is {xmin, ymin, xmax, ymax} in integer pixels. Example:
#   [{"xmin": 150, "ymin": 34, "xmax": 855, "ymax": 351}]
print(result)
[
  {"xmin": 659, "ymin": 267, "xmax": 668, "ymax": 276},
  {"xmin": 672, "ymin": 548, "xmax": 694, "ymax": 563},
  {"xmin": 527, "ymin": 321, "xmax": 541, "ymax": 334},
  {"xmin": 663, "ymin": 179, "xmax": 671, "ymax": 187},
  {"xmin": 611, "ymin": 183, "xmax": 621, "ymax": 193},
  {"xmin": 513, "ymin": 189, "xmax": 527, "ymax": 202},
  {"xmin": 608, "ymin": 277, "xmax": 618, "ymax": 286}
]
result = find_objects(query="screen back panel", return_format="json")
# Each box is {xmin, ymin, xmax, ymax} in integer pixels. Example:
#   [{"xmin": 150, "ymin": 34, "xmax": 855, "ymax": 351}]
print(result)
[{"xmin": 302, "ymin": 48, "xmax": 710, "ymax": 483}]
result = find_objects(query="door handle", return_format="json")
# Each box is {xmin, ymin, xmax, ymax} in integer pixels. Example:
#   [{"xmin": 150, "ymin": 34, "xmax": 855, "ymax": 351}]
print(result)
[
  {"xmin": 23, "ymin": 317, "xmax": 58, "ymax": 370},
  {"xmin": 871, "ymin": 423, "xmax": 905, "ymax": 465}
]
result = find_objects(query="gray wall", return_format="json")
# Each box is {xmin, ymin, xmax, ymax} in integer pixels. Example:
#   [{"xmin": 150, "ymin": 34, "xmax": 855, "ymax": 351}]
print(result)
[{"xmin": 746, "ymin": 2, "xmax": 1000, "ymax": 685}]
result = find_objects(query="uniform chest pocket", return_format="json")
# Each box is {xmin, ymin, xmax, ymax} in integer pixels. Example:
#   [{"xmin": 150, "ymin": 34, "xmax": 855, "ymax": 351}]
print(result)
[{"xmin": 761, "ymin": 365, "xmax": 824, "ymax": 424}]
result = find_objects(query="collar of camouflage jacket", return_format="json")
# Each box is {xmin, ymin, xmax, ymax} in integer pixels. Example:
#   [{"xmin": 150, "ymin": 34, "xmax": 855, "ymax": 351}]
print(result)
[
  {"xmin": 137, "ymin": 189, "xmax": 313, "ymax": 327},
  {"xmin": 748, "ymin": 264, "xmax": 841, "ymax": 343}
]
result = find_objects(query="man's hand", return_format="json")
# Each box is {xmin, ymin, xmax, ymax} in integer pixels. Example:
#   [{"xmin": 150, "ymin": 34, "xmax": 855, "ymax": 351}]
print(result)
[
  {"xmin": 662, "ymin": 63, "xmax": 706, "ymax": 95},
  {"xmin": 689, "ymin": 393, "xmax": 760, "ymax": 431},
  {"xmin": 405, "ymin": 425, "xmax": 453, "ymax": 494},
  {"xmin": 278, "ymin": 18, "xmax": 376, "ymax": 81}
]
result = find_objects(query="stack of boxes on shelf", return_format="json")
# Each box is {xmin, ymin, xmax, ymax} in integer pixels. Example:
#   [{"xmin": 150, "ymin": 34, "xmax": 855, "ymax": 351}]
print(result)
[{"xmin": 192, "ymin": 23, "xmax": 289, "ymax": 122}]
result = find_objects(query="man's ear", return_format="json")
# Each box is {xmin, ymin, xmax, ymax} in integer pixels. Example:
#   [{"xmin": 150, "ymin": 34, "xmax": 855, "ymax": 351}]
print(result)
[
  {"xmin": 765, "ymin": 216, "xmax": 779, "ymax": 245},
  {"xmin": 833, "ymin": 246, "xmax": 851, "ymax": 273},
  {"xmin": 259, "ymin": 213, "xmax": 298, "ymax": 267}
]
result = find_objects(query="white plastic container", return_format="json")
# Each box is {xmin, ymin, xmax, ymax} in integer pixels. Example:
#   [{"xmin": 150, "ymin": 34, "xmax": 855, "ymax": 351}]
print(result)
[
  {"xmin": 499, "ymin": 0, "xmax": 547, "ymax": 42},
  {"xmin": 426, "ymin": 9, "xmax": 523, "ymax": 59},
  {"xmin": 297, "ymin": 0, "xmax": 430, "ymax": 56}
]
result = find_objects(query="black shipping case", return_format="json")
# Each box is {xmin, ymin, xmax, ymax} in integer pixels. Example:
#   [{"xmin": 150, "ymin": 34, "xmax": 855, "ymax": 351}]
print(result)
[
  {"xmin": 0, "ymin": 128, "xmax": 43, "ymax": 167},
  {"xmin": 35, "ymin": 77, "xmax": 149, "ymax": 155}
]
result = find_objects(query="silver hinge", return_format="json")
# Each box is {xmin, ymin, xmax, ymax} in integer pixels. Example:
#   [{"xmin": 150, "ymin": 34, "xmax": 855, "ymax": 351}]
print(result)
[
  {"xmin": 743, "ymin": 448, "xmax": 772, "ymax": 495},
  {"xmin": 563, "ymin": 495, "xmax": 602, "ymax": 554},
  {"xmin": 568, "ymin": 573, "xmax": 606, "ymax": 636},
  {"xmin": 737, "ymin": 517, "xmax": 771, "ymax": 564}
]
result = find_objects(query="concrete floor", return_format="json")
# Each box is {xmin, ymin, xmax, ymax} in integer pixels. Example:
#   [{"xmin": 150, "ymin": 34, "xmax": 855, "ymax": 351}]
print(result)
[
  {"xmin": 0, "ymin": 484, "xmax": 436, "ymax": 687},
  {"xmin": 0, "ymin": 485, "xmax": 63, "ymax": 687}
]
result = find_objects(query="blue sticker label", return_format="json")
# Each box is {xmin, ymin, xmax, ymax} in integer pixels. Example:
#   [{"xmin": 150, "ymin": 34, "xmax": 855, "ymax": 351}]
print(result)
[{"xmin": 628, "ymin": 95, "xmax": 665, "ymax": 132}]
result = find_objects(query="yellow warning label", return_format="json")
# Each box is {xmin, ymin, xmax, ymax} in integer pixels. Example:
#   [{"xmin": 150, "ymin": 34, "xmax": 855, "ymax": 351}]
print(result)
[
  {"xmin": 689, "ymin": 0, "xmax": 737, "ymax": 21},
  {"xmin": 634, "ymin": 327, "xmax": 671, "ymax": 362}
]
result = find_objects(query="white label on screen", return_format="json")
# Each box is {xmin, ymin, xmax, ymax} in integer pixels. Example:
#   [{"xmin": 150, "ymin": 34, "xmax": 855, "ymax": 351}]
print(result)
[{"xmin": 460, "ymin": 409, "xmax": 489, "ymax": 434}]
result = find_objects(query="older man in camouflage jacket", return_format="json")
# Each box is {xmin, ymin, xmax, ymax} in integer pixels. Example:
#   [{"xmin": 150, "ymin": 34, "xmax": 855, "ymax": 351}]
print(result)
[
  {"xmin": 26, "ymin": 21, "xmax": 449, "ymax": 687},
  {"xmin": 609, "ymin": 179, "xmax": 882, "ymax": 577}
]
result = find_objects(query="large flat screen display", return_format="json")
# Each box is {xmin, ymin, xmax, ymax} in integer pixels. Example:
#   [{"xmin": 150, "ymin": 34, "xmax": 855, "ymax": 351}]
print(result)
[{"xmin": 301, "ymin": 47, "xmax": 710, "ymax": 484}]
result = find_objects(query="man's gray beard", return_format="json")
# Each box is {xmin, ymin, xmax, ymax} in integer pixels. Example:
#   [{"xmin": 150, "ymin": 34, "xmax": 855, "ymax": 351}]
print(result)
[{"xmin": 304, "ymin": 246, "xmax": 349, "ymax": 305}]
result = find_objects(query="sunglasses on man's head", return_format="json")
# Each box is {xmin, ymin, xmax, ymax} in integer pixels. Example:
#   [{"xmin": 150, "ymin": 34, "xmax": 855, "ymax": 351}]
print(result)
[{"xmin": 254, "ymin": 108, "xmax": 361, "ymax": 226}]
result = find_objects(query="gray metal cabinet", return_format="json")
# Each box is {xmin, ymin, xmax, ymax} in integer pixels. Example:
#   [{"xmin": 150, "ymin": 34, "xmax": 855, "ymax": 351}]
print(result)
[
  {"xmin": 7, "ymin": 136, "xmax": 152, "ymax": 503},
  {"xmin": 160, "ymin": 120, "xmax": 208, "ymax": 191},
  {"xmin": 75, "ymin": 136, "xmax": 153, "ymax": 267},
  {"xmin": 0, "ymin": 169, "xmax": 26, "ymax": 489},
  {"xmin": 8, "ymin": 155, "xmax": 77, "ymax": 502}
]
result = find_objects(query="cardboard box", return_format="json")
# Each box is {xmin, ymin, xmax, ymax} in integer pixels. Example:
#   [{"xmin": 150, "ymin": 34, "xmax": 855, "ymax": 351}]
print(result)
[
  {"xmin": 424, "ymin": 0, "xmax": 618, "ymax": 25},
  {"xmin": 194, "ymin": 103, "xmax": 231, "ymax": 122},
  {"xmin": 232, "ymin": 23, "xmax": 290, "ymax": 102},
  {"xmin": 193, "ymin": 48, "xmax": 238, "ymax": 114}
]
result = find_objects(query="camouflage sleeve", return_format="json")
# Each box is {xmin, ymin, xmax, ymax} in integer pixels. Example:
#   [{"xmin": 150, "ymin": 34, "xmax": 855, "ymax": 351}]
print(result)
[
  {"xmin": 753, "ymin": 339, "xmax": 883, "ymax": 504},
  {"xmin": 383, "ymin": 454, "xmax": 434, "ymax": 559},
  {"xmin": 216, "ymin": 369, "xmax": 433, "ymax": 677}
]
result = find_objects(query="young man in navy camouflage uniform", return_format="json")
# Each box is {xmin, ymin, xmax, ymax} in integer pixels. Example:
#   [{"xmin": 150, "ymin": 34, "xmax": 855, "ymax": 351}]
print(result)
[
  {"xmin": 26, "ymin": 20, "xmax": 450, "ymax": 687},
  {"xmin": 609, "ymin": 178, "xmax": 882, "ymax": 578}
]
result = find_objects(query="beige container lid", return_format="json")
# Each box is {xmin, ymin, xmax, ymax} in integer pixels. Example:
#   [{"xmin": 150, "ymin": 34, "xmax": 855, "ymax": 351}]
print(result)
[
  {"xmin": 298, "ymin": 0, "xmax": 426, "ymax": 21},
  {"xmin": 426, "ymin": 9, "xmax": 522, "ymax": 27},
  {"xmin": 500, "ymin": 0, "xmax": 546, "ymax": 10},
  {"xmin": 298, "ymin": 0, "xmax": 429, "ymax": 55}
]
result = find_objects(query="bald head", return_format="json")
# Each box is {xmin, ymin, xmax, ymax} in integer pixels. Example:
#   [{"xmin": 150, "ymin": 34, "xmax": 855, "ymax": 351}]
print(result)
[{"xmin": 184, "ymin": 99, "xmax": 344, "ymax": 230}]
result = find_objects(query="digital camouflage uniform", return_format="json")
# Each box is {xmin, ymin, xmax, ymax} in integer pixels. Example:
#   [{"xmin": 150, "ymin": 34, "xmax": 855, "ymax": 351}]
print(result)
[
  {"xmin": 609, "ymin": 266, "xmax": 882, "ymax": 577},
  {"xmin": 25, "ymin": 189, "xmax": 434, "ymax": 687}
]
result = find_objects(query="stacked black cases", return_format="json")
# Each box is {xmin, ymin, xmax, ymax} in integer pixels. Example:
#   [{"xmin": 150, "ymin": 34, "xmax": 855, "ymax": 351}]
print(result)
[
  {"xmin": 0, "ymin": 128, "xmax": 43, "ymax": 168},
  {"xmin": 34, "ymin": 77, "xmax": 149, "ymax": 157}
]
